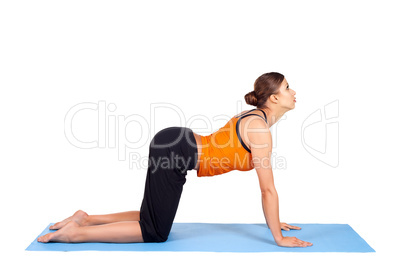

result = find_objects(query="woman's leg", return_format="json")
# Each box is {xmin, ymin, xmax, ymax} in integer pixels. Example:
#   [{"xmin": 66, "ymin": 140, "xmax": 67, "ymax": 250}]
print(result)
[
  {"xmin": 38, "ymin": 220, "xmax": 144, "ymax": 243},
  {"xmin": 138, "ymin": 127, "xmax": 196, "ymax": 242},
  {"xmin": 50, "ymin": 210, "xmax": 140, "ymax": 230},
  {"xmin": 41, "ymin": 127, "xmax": 197, "ymax": 244},
  {"xmin": 86, "ymin": 211, "xmax": 141, "ymax": 225}
]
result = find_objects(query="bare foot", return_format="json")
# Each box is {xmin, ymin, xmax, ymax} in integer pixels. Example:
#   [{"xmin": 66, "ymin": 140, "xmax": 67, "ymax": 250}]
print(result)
[
  {"xmin": 49, "ymin": 210, "xmax": 88, "ymax": 230},
  {"xmin": 38, "ymin": 221, "xmax": 80, "ymax": 243}
]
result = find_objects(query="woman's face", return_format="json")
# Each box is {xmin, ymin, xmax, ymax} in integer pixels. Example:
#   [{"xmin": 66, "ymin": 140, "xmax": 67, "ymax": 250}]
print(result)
[{"xmin": 277, "ymin": 78, "xmax": 296, "ymax": 109}]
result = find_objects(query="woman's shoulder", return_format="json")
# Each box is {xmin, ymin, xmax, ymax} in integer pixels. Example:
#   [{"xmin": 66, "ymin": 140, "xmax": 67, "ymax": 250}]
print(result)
[
  {"xmin": 233, "ymin": 109, "xmax": 254, "ymax": 118},
  {"xmin": 235, "ymin": 108, "xmax": 269, "ymax": 129},
  {"xmin": 234, "ymin": 108, "xmax": 267, "ymax": 119}
]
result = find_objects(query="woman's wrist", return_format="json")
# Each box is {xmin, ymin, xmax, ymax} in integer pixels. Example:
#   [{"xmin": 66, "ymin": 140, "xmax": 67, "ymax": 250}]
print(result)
[{"xmin": 274, "ymin": 234, "xmax": 284, "ymax": 244}]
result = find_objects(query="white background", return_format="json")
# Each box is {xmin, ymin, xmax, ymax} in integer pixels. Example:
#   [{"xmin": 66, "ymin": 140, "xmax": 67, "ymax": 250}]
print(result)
[{"xmin": 1, "ymin": 0, "xmax": 401, "ymax": 267}]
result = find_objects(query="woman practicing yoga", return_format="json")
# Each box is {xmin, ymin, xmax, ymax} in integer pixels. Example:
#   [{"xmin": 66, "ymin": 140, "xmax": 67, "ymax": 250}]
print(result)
[{"xmin": 38, "ymin": 72, "xmax": 312, "ymax": 248}]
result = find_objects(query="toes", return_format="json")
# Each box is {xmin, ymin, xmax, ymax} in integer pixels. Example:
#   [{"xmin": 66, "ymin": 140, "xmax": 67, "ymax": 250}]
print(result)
[
  {"xmin": 49, "ymin": 222, "xmax": 61, "ymax": 230},
  {"xmin": 38, "ymin": 233, "xmax": 52, "ymax": 243}
]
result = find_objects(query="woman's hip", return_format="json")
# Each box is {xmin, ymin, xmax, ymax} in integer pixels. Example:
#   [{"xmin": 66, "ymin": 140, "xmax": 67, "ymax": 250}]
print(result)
[{"xmin": 149, "ymin": 127, "xmax": 198, "ymax": 173}]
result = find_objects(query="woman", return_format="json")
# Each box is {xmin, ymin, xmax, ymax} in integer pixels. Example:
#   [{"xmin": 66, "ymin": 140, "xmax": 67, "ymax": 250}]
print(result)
[{"xmin": 38, "ymin": 72, "xmax": 312, "ymax": 248}]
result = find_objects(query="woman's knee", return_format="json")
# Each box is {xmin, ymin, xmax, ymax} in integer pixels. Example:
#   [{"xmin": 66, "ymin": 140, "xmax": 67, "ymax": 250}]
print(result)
[
  {"xmin": 144, "ymin": 235, "xmax": 168, "ymax": 243},
  {"xmin": 151, "ymin": 232, "xmax": 168, "ymax": 243},
  {"xmin": 140, "ymin": 223, "xmax": 169, "ymax": 243}
]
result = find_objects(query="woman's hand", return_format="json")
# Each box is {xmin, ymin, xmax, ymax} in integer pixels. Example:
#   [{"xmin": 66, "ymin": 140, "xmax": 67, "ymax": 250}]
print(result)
[
  {"xmin": 275, "ymin": 223, "xmax": 312, "ymax": 247},
  {"xmin": 280, "ymin": 222, "xmax": 301, "ymax": 231},
  {"xmin": 276, "ymin": 236, "xmax": 313, "ymax": 247}
]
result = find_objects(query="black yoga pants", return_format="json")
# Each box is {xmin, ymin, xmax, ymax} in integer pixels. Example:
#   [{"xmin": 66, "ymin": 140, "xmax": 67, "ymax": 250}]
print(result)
[{"xmin": 138, "ymin": 126, "xmax": 198, "ymax": 242}]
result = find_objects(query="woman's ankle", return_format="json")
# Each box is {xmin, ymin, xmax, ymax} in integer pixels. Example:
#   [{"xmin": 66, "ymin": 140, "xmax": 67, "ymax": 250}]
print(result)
[{"xmin": 83, "ymin": 215, "xmax": 96, "ymax": 226}]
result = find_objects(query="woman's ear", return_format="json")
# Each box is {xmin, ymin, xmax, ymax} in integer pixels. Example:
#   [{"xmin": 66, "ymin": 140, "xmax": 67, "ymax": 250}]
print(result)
[{"xmin": 269, "ymin": 94, "xmax": 279, "ymax": 104}]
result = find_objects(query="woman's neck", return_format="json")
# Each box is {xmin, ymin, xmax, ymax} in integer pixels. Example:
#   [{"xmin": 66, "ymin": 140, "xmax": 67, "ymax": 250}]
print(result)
[{"xmin": 258, "ymin": 107, "xmax": 286, "ymax": 127}]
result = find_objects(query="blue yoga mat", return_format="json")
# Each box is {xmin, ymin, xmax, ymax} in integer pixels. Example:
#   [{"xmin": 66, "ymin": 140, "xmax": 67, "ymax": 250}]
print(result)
[{"xmin": 26, "ymin": 223, "xmax": 375, "ymax": 252}]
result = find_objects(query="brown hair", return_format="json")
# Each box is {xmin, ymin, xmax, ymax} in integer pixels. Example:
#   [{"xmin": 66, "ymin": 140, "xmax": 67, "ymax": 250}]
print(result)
[{"xmin": 244, "ymin": 72, "xmax": 285, "ymax": 108}]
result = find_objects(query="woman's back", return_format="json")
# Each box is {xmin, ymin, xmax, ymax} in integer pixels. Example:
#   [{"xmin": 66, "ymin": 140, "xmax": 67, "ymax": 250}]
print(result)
[{"xmin": 194, "ymin": 108, "xmax": 268, "ymax": 177}]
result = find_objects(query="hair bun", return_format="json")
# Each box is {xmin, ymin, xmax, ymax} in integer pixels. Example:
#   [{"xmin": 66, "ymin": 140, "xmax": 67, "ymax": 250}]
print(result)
[{"xmin": 244, "ymin": 91, "xmax": 258, "ymax": 106}]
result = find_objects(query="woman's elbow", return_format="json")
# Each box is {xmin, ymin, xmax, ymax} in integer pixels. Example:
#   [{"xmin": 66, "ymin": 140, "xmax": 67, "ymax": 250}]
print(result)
[{"xmin": 261, "ymin": 187, "xmax": 277, "ymax": 196}]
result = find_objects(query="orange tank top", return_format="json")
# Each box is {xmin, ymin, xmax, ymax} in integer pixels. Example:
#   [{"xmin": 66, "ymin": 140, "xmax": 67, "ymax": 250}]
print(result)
[{"xmin": 196, "ymin": 108, "xmax": 267, "ymax": 177}]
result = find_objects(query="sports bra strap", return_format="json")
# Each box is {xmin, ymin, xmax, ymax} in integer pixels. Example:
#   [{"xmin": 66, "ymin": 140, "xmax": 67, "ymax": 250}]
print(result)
[
  {"xmin": 238, "ymin": 113, "xmax": 266, "ymax": 123},
  {"xmin": 257, "ymin": 109, "xmax": 267, "ymax": 122},
  {"xmin": 235, "ymin": 108, "xmax": 267, "ymax": 123},
  {"xmin": 235, "ymin": 108, "xmax": 268, "ymax": 153},
  {"xmin": 235, "ymin": 108, "xmax": 257, "ymax": 118}
]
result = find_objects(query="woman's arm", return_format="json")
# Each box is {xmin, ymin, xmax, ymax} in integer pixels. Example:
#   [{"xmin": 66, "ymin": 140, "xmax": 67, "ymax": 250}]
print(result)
[
  {"xmin": 261, "ymin": 186, "xmax": 283, "ymax": 243},
  {"xmin": 248, "ymin": 118, "xmax": 312, "ymax": 247},
  {"xmin": 259, "ymin": 169, "xmax": 312, "ymax": 247},
  {"xmin": 248, "ymin": 119, "xmax": 282, "ymax": 242}
]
